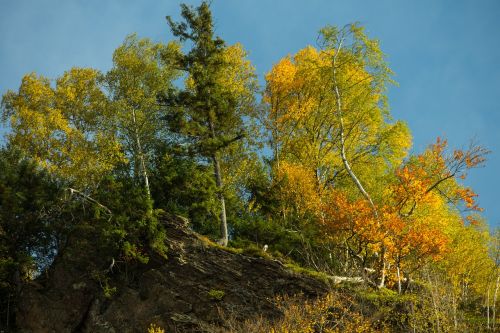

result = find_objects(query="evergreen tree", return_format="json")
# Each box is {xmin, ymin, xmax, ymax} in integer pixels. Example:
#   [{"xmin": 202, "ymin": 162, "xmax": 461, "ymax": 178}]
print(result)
[{"xmin": 165, "ymin": 2, "xmax": 257, "ymax": 245}]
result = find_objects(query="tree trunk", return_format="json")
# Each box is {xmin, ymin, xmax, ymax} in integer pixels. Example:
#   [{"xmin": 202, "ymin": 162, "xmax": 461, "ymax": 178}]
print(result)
[
  {"xmin": 331, "ymin": 34, "xmax": 385, "ymax": 287},
  {"xmin": 396, "ymin": 261, "xmax": 402, "ymax": 294},
  {"xmin": 212, "ymin": 153, "xmax": 228, "ymax": 246},
  {"xmin": 207, "ymin": 113, "xmax": 229, "ymax": 247},
  {"xmin": 426, "ymin": 270, "xmax": 441, "ymax": 333},
  {"xmin": 487, "ymin": 287, "xmax": 491, "ymax": 330},
  {"xmin": 132, "ymin": 108, "xmax": 151, "ymax": 202},
  {"xmin": 494, "ymin": 274, "xmax": 499, "ymax": 332},
  {"xmin": 452, "ymin": 294, "xmax": 458, "ymax": 331},
  {"xmin": 331, "ymin": 41, "xmax": 377, "ymax": 218}
]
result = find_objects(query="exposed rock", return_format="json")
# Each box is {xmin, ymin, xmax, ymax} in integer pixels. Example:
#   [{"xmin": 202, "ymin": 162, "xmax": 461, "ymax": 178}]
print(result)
[{"xmin": 16, "ymin": 215, "xmax": 329, "ymax": 332}]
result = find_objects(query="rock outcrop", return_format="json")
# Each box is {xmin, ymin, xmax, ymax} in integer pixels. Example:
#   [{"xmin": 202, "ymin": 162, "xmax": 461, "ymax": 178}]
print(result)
[{"xmin": 16, "ymin": 215, "xmax": 329, "ymax": 332}]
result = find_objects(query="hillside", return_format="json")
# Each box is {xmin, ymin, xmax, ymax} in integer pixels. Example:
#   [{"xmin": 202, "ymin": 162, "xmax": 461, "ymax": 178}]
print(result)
[
  {"xmin": 15, "ymin": 215, "xmax": 329, "ymax": 332},
  {"xmin": 1, "ymin": 2, "xmax": 498, "ymax": 332}
]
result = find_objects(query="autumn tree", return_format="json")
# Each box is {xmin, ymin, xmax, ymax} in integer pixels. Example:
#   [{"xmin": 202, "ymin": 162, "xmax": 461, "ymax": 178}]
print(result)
[
  {"xmin": 264, "ymin": 24, "xmax": 412, "ymax": 286},
  {"xmin": 264, "ymin": 27, "xmax": 411, "ymax": 222},
  {"xmin": 106, "ymin": 35, "xmax": 180, "ymax": 203},
  {"xmin": 1, "ymin": 69, "xmax": 124, "ymax": 191},
  {"xmin": 263, "ymin": 23, "xmax": 492, "ymax": 291},
  {"xmin": 165, "ymin": 2, "xmax": 257, "ymax": 246}
]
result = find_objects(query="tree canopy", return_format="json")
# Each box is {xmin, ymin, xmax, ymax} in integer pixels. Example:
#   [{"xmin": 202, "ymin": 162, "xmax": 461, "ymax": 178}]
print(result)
[{"xmin": 0, "ymin": 2, "xmax": 497, "ymax": 331}]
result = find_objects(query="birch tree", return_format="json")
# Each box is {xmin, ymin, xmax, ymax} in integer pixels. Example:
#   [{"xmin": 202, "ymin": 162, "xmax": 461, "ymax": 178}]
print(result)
[
  {"xmin": 106, "ymin": 35, "xmax": 180, "ymax": 203},
  {"xmin": 1, "ymin": 69, "xmax": 124, "ymax": 191}
]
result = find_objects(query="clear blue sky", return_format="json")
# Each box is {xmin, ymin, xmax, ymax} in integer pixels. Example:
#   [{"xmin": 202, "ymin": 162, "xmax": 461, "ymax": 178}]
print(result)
[{"xmin": 1, "ymin": 0, "xmax": 499, "ymax": 228}]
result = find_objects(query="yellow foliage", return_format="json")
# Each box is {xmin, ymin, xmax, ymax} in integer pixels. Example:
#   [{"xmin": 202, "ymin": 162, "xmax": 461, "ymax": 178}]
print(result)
[
  {"xmin": 3, "ymin": 71, "xmax": 125, "ymax": 189},
  {"xmin": 264, "ymin": 43, "xmax": 411, "ymax": 221},
  {"xmin": 147, "ymin": 323, "xmax": 165, "ymax": 333},
  {"xmin": 275, "ymin": 161, "xmax": 321, "ymax": 216},
  {"xmin": 269, "ymin": 293, "xmax": 384, "ymax": 333}
]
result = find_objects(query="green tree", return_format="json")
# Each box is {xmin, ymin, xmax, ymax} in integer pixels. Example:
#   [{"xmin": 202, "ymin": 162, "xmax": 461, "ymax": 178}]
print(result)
[
  {"xmin": 0, "ymin": 147, "xmax": 63, "ymax": 328},
  {"xmin": 166, "ymin": 2, "xmax": 257, "ymax": 245}
]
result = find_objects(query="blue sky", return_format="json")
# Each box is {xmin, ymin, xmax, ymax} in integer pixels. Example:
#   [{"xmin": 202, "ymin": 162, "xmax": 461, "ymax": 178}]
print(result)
[{"xmin": 1, "ymin": 0, "xmax": 499, "ymax": 227}]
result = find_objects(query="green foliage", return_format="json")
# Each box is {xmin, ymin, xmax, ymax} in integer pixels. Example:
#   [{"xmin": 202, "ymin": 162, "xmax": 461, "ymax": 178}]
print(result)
[
  {"xmin": 92, "ymin": 175, "xmax": 169, "ymax": 263},
  {"xmin": 207, "ymin": 288, "xmax": 225, "ymax": 301},
  {"xmin": 165, "ymin": 1, "xmax": 259, "ymax": 245},
  {"xmin": 150, "ymin": 151, "xmax": 219, "ymax": 235},
  {"xmin": 165, "ymin": 2, "xmax": 257, "ymax": 160},
  {"xmin": 0, "ymin": 147, "xmax": 64, "ymax": 327}
]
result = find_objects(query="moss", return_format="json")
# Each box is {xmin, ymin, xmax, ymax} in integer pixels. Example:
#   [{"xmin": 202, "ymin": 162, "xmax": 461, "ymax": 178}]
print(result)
[
  {"xmin": 219, "ymin": 245, "xmax": 244, "ymax": 255},
  {"xmin": 241, "ymin": 244, "xmax": 272, "ymax": 259},
  {"xmin": 207, "ymin": 289, "xmax": 225, "ymax": 301},
  {"xmin": 284, "ymin": 263, "xmax": 332, "ymax": 285},
  {"xmin": 357, "ymin": 287, "xmax": 415, "ymax": 306}
]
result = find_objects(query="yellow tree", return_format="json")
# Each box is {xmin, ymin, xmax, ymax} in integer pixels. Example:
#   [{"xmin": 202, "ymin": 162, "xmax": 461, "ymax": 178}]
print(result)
[
  {"xmin": 439, "ymin": 219, "xmax": 494, "ymax": 328},
  {"xmin": 264, "ymin": 26, "xmax": 411, "ymax": 215},
  {"xmin": 264, "ymin": 24, "xmax": 411, "ymax": 286},
  {"xmin": 106, "ymin": 35, "xmax": 180, "ymax": 202},
  {"xmin": 1, "ymin": 69, "xmax": 124, "ymax": 190}
]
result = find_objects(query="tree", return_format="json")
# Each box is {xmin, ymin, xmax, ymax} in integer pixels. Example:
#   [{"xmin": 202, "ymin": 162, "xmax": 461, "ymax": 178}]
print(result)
[
  {"xmin": 264, "ymin": 24, "xmax": 489, "ymax": 289},
  {"xmin": 1, "ymin": 69, "xmax": 124, "ymax": 191},
  {"xmin": 106, "ymin": 35, "xmax": 180, "ymax": 203},
  {"xmin": 0, "ymin": 147, "xmax": 63, "ymax": 328},
  {"xmin": 165, "ymin": 2, "xmax": 257, "ymax": 245},
  {"xmin": 264, "ymin": 24, "xmax": 411, "ymax": 285}
]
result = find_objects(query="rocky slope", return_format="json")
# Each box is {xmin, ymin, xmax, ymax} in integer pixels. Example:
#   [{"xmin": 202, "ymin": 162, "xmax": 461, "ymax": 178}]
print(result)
[{"xmin": 15, "ymin": 215, "xmax": 329, "ymax": 332}]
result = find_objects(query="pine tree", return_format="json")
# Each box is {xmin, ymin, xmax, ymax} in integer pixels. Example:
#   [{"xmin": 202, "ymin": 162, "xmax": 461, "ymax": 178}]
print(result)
[{"xmin": 165, "ymin": 2, "xmax": 257, "ymax": 245}]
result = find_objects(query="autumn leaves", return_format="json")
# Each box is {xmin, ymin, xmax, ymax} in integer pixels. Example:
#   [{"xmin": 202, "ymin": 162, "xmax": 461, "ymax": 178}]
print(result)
[
  {"xmin": 0, "ymin": 9, "xmax": 491, "ymax": 292},
  {"xmin": 263, "ymin": 24, "xmax": 489, "ymax": 288}
]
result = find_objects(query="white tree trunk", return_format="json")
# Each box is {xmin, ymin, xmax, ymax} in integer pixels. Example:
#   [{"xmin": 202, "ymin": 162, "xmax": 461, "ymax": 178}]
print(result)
[
  {"xmin": 397, "ymin": 263, "xmax": 402, "ymax": 294},
  {"xmin": 487, "ymin": 287, "xmax": 491, "ymax": 330},
  {"xmin": 494, "ymin": 274, "xmax": 499, "ymax": 332},
  {"xmin": 426, "ymin": 270, "xmax": 441, "ymax": 333},
  {"xmin": 213, "ymin": 153, "xmax": 228, "ymax": 246},
  {"xmin": 331, "ymin": 34, "xmax": 384, "ymax": 287},
  {"xmin": 132, "ymin": 109, "xmax": 151, "ymax": 202}
]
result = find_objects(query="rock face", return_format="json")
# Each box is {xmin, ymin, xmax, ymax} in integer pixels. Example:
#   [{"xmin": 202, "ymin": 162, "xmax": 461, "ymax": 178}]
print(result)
[{"xmin": 16, "ymin": 216, "xmax": 329, "ymax": 332}]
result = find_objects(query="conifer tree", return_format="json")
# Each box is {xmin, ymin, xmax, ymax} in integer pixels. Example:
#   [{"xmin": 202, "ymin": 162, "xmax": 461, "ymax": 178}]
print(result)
[{"xmin": 166, "ymin": 2, "xmax": 256, "ymax": 245}]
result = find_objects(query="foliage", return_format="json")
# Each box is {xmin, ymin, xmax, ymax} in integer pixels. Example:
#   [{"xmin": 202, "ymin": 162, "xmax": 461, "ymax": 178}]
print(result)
[
  {"xmin": 207, "ymin": 288, "xmax": 225, "ymax": 301},
  {"xmin": 0, "ymin": 147, "xmax": 64, "ymax": 327},
  {"xmin": 150, "ymin": 150, "xmax": 219, "ymax": 235},
  {"xmin": 1, "ymin": 69, "xmax": 124, "ymax": 191},
  {"xmin": 147, "ymin": 323, "xmax": 166, "ymax": 333},
  {"xmin": 106, "ymin": 34, "xmax": 180, "ymax": 199},
  {"xmin": 0, "ymin": 2, "xmax": 497, "ymax": 331}
]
